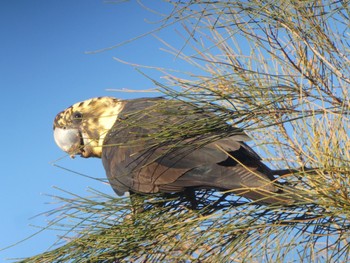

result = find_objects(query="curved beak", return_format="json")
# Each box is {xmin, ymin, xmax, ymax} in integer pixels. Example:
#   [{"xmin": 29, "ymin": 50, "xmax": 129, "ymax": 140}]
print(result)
[{"xmin": 54, "ymin": 128, "xmax": 82, "ymax": 158}]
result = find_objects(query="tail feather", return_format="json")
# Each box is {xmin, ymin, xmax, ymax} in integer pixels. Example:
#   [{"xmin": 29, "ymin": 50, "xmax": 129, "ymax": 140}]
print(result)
[{"xmin": 164, "ymin": 164, "xmax": 298, "ymax": 205}]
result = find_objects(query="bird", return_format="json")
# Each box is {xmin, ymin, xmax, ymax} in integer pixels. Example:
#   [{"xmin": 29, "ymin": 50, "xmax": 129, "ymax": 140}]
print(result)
[{"xmin": 53, "ymin": 96, "xmax": 296, "ymax": 205}]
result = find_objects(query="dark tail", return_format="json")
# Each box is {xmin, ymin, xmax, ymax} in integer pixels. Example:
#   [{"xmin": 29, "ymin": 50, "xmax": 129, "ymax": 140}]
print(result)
[{"xmin": 170, "ymin": 164, "xmax": 304, "ymax": 205}]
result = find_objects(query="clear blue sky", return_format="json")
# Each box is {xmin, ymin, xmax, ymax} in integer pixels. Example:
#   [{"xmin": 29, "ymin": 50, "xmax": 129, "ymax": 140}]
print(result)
[{"xmin": 0, "ymin": 1, "xmax": 190, "ymax": 260}]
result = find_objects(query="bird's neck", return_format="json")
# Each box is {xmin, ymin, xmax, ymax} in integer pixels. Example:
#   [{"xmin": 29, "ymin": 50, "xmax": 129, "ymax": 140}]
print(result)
[{"xmin": 81, "ymin": 101, "xmax": 125, "ymax": 158}]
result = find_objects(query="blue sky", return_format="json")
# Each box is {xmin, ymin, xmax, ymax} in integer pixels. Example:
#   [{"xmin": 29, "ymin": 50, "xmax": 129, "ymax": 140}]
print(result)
[
  {"xmin": 0, "ymin": 1, "xmax": 190, "ymax": 260},
  {"xmin": 0, "ymin": 1, "xmax": 341, "ymax": 262}
]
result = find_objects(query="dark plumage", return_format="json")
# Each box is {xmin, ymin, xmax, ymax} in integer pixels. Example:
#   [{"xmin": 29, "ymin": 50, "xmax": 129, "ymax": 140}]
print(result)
[{"xmin": 53, "ymin": 97, "xmax": 295, "ymax": 204}]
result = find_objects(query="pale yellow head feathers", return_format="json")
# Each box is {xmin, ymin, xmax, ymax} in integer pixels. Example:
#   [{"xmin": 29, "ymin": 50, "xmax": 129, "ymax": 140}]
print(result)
[{"xmin": 53, "ymin": 97, "xmax": 125, "ymax": 158}]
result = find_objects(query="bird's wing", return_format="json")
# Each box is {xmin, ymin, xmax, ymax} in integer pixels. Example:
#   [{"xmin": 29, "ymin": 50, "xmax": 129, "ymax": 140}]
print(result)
[{"xmin": 101, "ymin": 98, "xmax": 263, "ymax": 195}]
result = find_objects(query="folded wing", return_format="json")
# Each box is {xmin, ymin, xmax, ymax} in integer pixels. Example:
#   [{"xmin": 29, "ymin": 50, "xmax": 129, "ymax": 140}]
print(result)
[{"xmin": 102, "ymin": 98, "xmax": 280, "ymax": 202}]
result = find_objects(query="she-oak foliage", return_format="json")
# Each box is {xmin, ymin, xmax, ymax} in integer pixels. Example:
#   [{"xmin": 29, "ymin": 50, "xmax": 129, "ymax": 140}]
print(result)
[{"xmin": 16, "ymin": 1, "xmax": 350, "ymax": 262}]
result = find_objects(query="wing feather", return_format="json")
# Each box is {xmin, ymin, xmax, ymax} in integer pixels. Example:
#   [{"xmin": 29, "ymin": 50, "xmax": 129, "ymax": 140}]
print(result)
[{"xmin": 101, "ymin": 97, "xmax": 267, "ymax": 196}]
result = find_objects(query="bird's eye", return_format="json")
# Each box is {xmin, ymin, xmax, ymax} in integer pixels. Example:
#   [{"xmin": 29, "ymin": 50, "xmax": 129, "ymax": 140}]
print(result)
[{"xmin": 73, "ymin": 112, "xmax": 83, "ymax": 123}]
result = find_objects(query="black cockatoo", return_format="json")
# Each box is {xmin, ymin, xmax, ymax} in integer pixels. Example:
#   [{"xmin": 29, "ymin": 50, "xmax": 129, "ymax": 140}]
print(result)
[{"xmin": 53, "ymin": 97, "xmax": 295, "ymax": 204}]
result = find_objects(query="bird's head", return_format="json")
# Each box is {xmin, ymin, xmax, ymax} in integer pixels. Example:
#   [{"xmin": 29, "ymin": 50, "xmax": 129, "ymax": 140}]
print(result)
[{"xmin": 53, "ymin": 97, "xmax": 124, "ymax": 158}]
